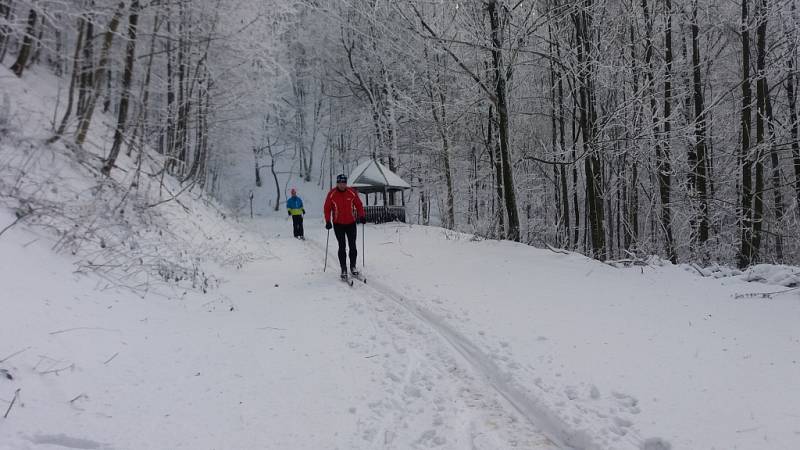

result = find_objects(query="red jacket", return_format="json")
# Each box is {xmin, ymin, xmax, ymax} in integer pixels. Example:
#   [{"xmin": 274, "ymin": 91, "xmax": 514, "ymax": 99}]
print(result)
[{"xmin": 324, "ymin": 187, "xmax": 365, "ymax": 225}]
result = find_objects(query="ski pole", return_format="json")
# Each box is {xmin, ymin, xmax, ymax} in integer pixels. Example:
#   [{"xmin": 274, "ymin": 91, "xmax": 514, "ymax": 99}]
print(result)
[
  {"xmin": 324, "ymin": 228, "xmax": 330, "ymax": 272},
  {"xmin": 362, "ymin": 222, "xmax": 365, "ymax": 268}
]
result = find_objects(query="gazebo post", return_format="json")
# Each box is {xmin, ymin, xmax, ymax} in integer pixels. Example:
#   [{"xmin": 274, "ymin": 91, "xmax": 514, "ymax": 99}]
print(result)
[{"xmin": 401, "ymin": 190, "xmax": 405, "ymax": 206}]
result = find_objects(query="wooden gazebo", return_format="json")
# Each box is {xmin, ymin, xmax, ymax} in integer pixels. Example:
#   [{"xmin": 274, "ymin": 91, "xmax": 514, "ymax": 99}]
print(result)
[{"xmin": 349, "ymin": 159, "xmax": 411, "ymax": 223}]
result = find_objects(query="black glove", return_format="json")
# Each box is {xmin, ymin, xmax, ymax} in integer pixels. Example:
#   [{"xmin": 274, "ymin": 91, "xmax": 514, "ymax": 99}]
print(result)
[
  {"xmin": 325, "ymin": 222, "xmax": 332, "ymax": 230},
  {"xmin": 287, "ymin": 211, "xmax": 291, "ymax": 216},
  {"xmin": 359, "ymin": 216, "xmax": 367, "ymax": 224},
  {"xmin": 302, "ymin": 209, "xmax": 305, "ymax": 215}
]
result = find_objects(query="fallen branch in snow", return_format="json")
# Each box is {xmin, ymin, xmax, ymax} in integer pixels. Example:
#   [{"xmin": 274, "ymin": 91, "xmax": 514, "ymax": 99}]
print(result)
[
  {"xmin": 22, "ymin": 238, "xmax": 39, "ymax": 248},
  {"xmin": 0, "ymin": 216, "xmax": 22, "ymax": 238},
  {"xmin": 146, "ymin": 178, "xmax": 195, "ymax": 211},
  {"xmin": 0, "ymin": 206, "xmax": 33, "ymax": 238},
  {"xmin": 734, "ymin": 286, "xmax": 800, "ymax": 300},
  {"xmin": 604, "ymin": 258, "xmax": 649, "ymax": 268},
  {"xmin": 39, "ymin": 363, "xmax": 74, "ymax": 375},
  {"xmin": 398, "ymin": 248, "xmax": 415, "ymax": 258},
  {"xmin": 69, "ymin": 393, "xmax": 87, "ymax": 404},
  {"xmin": 49, "ymin": 327, "xmax": 119, "ymax": 335},
  {"xmin": 545, "ymin": 244, "xmax": 569, "ymax": 255},
  {"xmin": 734, "ymin": 292, "xmax": 773, "ymax": 300},
  {"xmin": 0, "ymin": 346, "xmax": 31, "ymax": 363},
  {"xmin": 689, "ymin": 264, "xmax": 707, "ymax": 277},
  {"xmin": 103, "ymin": 352, "xmax": 119, "ymax": 365},
  {"xmin": 3, "ymin": 389, "xmax": 20, "ymax": 418}
]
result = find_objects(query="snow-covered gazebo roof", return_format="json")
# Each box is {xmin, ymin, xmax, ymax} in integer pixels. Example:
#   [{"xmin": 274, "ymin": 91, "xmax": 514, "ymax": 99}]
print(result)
[{"xmin": 348, "ymin": 159, "xmax": 411, "ymax": 194}]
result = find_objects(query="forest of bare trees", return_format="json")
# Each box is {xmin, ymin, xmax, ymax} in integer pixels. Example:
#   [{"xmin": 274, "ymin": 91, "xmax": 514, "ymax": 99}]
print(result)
[
  {"xmin": 3, "ymin": 0, "xmax": 800, "ymax": 267},
  {"xmin": 298, "ymin": 0, "xmax": 800, "ymax": 267}
]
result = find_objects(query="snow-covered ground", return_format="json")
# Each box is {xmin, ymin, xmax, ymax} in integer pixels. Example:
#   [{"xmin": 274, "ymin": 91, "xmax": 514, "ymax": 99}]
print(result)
[
  {"xmin": 344, "ymin": 223, "xmax": 800, "ymax": 449},
  {"xmin": 3, "ymin": 212, "xmax": 800, "ymax": 449},
  {"xmin": 0, "ymin": 211, "xmax": 556, "ymax": 449}
]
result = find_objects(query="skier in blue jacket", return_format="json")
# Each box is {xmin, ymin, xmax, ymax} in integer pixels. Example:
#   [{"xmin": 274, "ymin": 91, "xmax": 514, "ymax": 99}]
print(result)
[{"xmin": 286, "ymin": 188, "xmax": 305, "ymax": 239}]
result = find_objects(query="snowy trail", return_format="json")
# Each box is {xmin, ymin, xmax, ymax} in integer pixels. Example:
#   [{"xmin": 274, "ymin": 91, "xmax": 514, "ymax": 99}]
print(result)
[
  {"xmin": 305, "ymin": 231, "xmax": 638, "ymax": 450},
  {"xmin": 254, "ymin": 221, "xmax": 559, "ymax": 449},
  {"xmin": 305, "ymin": 227, "xmax": 565, "ymax": 443},
  {"xmin": 335, "ymin": 222, "xmax": 800, "ymax": 450},
  {"xmin": 360, "ymin": 278, "xmax": 622, "ymax": 450}
]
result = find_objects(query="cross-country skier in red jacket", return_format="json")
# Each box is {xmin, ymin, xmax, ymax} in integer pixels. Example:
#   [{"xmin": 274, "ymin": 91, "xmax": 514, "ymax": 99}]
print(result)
[{"xmin": 324, "ymin": 174, "xmax": 366, "ymax": 279}]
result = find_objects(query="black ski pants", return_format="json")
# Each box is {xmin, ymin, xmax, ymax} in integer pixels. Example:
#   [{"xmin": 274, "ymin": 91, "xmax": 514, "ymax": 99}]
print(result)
[
  {"xmin": 333, "ymin": 222, "xmax": 357, "ymax": 271},
  {"xmin": 291, "ymin": 215, "xmax": 304, "ymax": 237}
]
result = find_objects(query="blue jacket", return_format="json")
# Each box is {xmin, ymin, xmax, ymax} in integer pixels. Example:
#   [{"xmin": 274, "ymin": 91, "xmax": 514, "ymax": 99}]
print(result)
[{"xmin": 287, "ymin": 195, "xmax": 304, "ymax": 216}]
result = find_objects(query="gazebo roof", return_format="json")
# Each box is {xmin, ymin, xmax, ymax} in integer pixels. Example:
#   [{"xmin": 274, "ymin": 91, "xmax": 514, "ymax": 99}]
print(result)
[{"xmin": 348, "ymin": 159, "xmax": 411, "ymax": 194}]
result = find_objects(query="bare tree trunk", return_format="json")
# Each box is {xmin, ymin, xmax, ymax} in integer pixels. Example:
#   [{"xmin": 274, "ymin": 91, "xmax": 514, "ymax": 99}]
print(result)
[
  {"xmin": 268, "ymin": 143, "xmax": 281, "ymax": 212},
  {"xmin": 738, "ymin": 0, "xmax": 755, "ymax": 268},
  {"xmin": 549, "ymin": 25, "xmax": 570, "ymax": 248},
  {"xmin": 641, "ymin": 0, "xmax": 674, "ymax": 262},
  {"xmin": 689, "ymin": 0, "xmax": 710, "ymax": 251},
  {"xmin": 293, "ymin": 78, "xmax": 307, "ymax": 180},
  {"xmin": 788, "ymin": 3, "xmax": 800, "ymax": 216},
  {"xmin": 574, "ymin": 1, "xmax": 606, "ymax": 259},
  {"xmin": 50, "ymin": 13, "xmax": 63, "ymax": 76},
  {"xmin": 487, "ymin": 101, "xmax": 505, "ymax": 237},
  {"xmin": 175, "ymin": 3, "xmax": 188, "ymax": 176},
  {"xmin": 103, "ymin": 68, "xmax": 112, "ymax": 113},
  {"xmin": 765, "ymin": 89, "xmax": 784, "ymax": 261},
  {"xmin": 165, "ymin": 9, "xmax": 176, "ymax": 164},
  {"xmin": 28, "ymin": 11, "xmax": 44, "ymax": 67},
  {"xmin": 625, "ymin": 22, "xmax": 640, "ymax": 251},
  {"xmin": 570, "ymin": 92, "xmax": 580, "ymax": 249},
  {"xmin": 426, "ymin": 52, "xmax": 455, "ymax": 230},
  {"xmin": 129, "ymin": 14, "xmax": 161, "ymax": 158},
  {"xmin": 661, "ymin": 0, "xmax": 677, "ymax": 263},
  {"xmin": 0, "ymin": 0, "xmax": 13, "ymax": 63},
  {"xmin": 102, "ymin": 0, "xmax": 139, "ymax": 176},
  {"xmin": 184, "ymin": 64, "xmax": 207, "ymax": 183},
  {"xmin": 488, "ymin": 0, "xmax": 520, "ymax": 242},
  {"xmin": 75, "ymin": 4, "xmax": 124, "ymax": 146},
  {"xmin": 49, "ymin": 17, "xmax": 85, "ymax": 144},
  {"xmin": 305, "ymin": 92, "xmax": 322, "ymax": 183},
  {"xmin": 76, "ymin": 11, "xmax": 94, "ymax": 121},
  {"xmin": 10, "ymin": 8, "xmax": 38, "ymax": 77},
  {"xmin": 198, "ymin": 82, "xmax": 211, "ymax": 188},
  {"xmin": 751, "ymin": 0, "xmax": 768, "ymax": 261}
]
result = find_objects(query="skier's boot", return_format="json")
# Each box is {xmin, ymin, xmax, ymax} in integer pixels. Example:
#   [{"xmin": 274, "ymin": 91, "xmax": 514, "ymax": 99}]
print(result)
[
  {"xmin": 340, "ymin": 269, "xmax": 349, "ymax": 281},
  {"xmin": 350, "ymin": 266, "xmax": 359, "ymax": 277}
]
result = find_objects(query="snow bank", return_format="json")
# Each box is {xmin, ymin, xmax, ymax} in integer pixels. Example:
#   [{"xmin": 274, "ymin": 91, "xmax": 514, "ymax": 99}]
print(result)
[
  {"xmin": 0, "ymin": 66, "xmax": 254, "ymax": 296},
  {"xmin": 353, "ymin": 222, "xmax": 800, "ymax": 449}
]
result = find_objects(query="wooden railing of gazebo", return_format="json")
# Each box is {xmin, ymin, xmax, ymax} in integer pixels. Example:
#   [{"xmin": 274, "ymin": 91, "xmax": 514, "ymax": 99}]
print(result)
[{"xmin": 364, "ymin": 205, "xmax": 406, "ymax": 223}]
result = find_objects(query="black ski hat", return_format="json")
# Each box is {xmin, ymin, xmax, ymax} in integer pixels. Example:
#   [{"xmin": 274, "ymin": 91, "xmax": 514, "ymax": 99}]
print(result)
[{"xmin": 336, "ymin": 174, "xmax": 347, "ymax": 183}]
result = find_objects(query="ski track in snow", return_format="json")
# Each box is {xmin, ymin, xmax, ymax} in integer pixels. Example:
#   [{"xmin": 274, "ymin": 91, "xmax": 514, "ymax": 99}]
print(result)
[
  {"xmin": 298, "ymin": 223, "xmax": 667, "ymax": 450},
  {"xmin": 272, "ymin": 229, "xmax": 559, "ymax": 449},
  {"xmin": 362, "ymin": 278, "xmax": 647, "ymax": 450}
]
